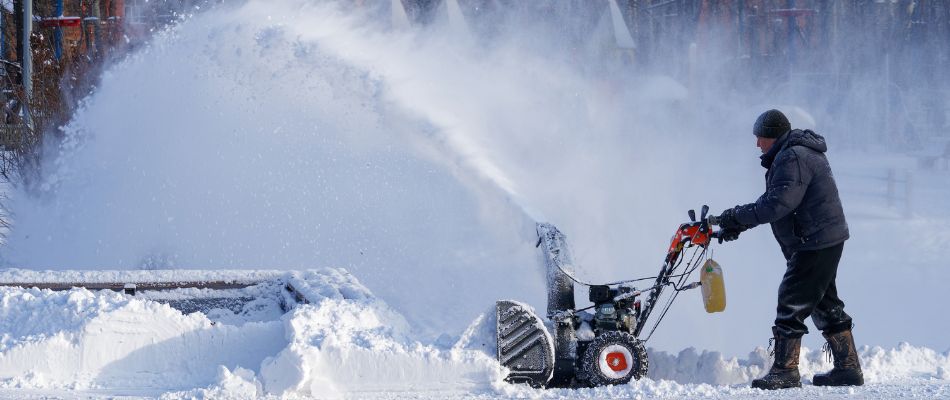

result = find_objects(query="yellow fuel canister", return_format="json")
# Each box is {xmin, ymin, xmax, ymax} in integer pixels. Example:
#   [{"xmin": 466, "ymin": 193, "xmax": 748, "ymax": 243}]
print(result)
[{"xmin": 700, "ymin": 258, "xmax": 726, "ymax": 313}]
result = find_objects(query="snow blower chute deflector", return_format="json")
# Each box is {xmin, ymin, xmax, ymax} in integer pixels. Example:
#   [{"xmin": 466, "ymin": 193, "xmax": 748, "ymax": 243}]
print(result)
[{"xmin": 496, "ymin": 205, "xmax": 726, "ymax": 388}]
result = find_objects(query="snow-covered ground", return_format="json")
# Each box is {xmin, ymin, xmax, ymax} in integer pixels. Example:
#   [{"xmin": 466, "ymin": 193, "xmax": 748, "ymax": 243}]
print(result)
[
  {"xmin": 0, "ymin": 0, "xmax": 948, "ymax": 398},
  {"xmin": 0, "ymin": 268, "xmax": 946, "ymax": 399}
]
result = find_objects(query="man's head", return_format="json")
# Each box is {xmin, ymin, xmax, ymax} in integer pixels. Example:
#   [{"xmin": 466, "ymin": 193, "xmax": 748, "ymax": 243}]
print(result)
[{"xmin": 753, "ymin": 109, "xmax": 791, "ymax": 153}]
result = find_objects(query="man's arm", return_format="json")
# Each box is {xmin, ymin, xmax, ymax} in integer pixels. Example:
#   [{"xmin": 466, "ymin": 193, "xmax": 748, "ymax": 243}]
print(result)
[{"xmin": 731, "ymin": 150, "xmax": 809, "ymax": 228}]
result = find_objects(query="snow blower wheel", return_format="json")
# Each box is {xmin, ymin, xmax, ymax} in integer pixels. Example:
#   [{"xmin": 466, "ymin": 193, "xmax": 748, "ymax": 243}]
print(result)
[{"xmin": 580, "ymin": 331, "xmax": 648, "ymax": 386}]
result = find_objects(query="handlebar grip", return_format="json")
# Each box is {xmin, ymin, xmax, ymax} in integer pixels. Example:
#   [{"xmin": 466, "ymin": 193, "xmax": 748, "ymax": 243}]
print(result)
[{"xmin": 707, "ymin": 215, "xmax": 720, "ymax": 226}]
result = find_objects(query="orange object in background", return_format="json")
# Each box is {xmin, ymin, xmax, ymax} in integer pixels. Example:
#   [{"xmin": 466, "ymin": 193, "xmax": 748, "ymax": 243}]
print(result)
[{"xmin": 39, "ymin": 17, "xmax": 82, "ymax": 28}]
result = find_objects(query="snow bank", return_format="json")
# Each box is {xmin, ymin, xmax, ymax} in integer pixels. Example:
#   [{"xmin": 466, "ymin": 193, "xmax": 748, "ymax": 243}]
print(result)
[
  {"xmin": 0, "ymin": 268, "xmax": 504, "ymax": 397},
  {"xmin": 0, "ymin": 268, "xmax": 370, "ymax": 392},
  {"xmin": 0, "ymin": 267, "xmax": 947, "ymax": 398},
  {"xmin": 255, "ymin": 275, "xmax": 505, "ymax": 397},
  {"xmin": 0, "ymin": 286, "xmax": 283, "ymax": 391}
]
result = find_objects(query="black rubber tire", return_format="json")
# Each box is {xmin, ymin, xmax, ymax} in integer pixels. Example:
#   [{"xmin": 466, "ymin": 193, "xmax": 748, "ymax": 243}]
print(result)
[{"xmin": 580, "ymin": 331, "xmax": 648, "ymax": 387}]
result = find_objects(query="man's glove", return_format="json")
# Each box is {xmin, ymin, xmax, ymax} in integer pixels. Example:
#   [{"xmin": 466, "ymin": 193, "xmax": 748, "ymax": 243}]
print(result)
[
  {"xmin": 716, "ymin": 208, "xmax": 743, "ymax": 231},
  {"xmin": 718, "ymin": 228, "xmax": 742, "ymax": 243},
  {"xmin": 714, "ymin": 207, "xmax": 753, "ymax": 243}
]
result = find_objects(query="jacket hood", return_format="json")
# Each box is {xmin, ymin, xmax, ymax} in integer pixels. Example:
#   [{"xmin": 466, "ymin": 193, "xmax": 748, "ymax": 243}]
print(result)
[
  {"xmin": 760, "ymin": 129, "xmax": 827, "ymax": 168},
  {"xmin": 786, "ymin": 129, "xmax": 827, "ymax": 153}
]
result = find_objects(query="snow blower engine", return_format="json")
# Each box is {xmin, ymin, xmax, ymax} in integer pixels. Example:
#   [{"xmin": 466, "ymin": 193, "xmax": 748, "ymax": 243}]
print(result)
[{"xmin": 496, "ymin": 205, "xmax": 727, "ymax": 388}]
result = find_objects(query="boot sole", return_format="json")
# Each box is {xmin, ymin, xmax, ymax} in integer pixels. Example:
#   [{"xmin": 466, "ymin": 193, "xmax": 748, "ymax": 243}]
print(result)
[
  {"xmin": 751, "ymin": 380, "xmax": 802, "ymax": 390},
  {"xmin": 813, "ymin": 379, "xmax": 864, "ymax": 387},
  {"xmin": 813, "ymin": 372, "xmax": 864, "ymax": 387}
]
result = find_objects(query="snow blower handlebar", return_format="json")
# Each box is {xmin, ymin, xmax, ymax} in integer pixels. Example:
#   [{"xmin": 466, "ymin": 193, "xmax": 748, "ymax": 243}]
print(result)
[
  {"xmin": 665, "ymin": 215, "xmax": 716, "ymax": 261},
  {"xmin": 634, "ymin": 205, "xmax": 723, "ymax": 338}
]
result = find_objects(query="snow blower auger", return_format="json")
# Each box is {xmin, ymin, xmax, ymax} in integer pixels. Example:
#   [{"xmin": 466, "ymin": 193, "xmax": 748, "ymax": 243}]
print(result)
[{"xmin": 496, "ymin": 205, "xmax": 728, "ymax": 388}]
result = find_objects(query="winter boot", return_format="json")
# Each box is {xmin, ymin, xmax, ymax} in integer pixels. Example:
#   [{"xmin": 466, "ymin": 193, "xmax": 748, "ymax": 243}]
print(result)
[
  {"xmin": 813, "ymin": 329, "xmax": 864, "ymax": 386},
  {"xmin": 751, "ymin": 327, "xmax": 802, "ymax": 390}
]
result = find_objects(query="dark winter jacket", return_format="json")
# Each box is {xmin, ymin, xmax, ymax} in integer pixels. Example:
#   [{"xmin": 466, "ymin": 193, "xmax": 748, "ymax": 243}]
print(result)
[{"xmin": 732, "ymin": 129, "xmax": 849, "ymax": 254}]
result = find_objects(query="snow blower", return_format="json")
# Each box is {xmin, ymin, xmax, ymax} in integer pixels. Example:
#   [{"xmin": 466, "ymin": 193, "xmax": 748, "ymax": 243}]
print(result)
[{"xmin": 496, "ymin": 205, "xmax": 727, "ymax": 388}]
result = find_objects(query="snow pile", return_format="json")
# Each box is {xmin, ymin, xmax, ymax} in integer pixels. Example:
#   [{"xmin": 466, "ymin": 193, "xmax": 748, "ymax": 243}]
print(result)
[
  {"xmin": 648, "ymin": 347, "xmax": 765, "ymax": 385},
  {"xmin": 859, "ymin": 343, "xmax": 950, "ymax": 382},
  {"xmin": 0, "ymin": 269, "xmax": 505, "ymax": 397},
  {"xmin": 0, "ymin": 285, "xmax": 284, "ymax": 391},
  {"xmin": 257, "ymin": 295, "xmax": 502, "ymax": 397}
]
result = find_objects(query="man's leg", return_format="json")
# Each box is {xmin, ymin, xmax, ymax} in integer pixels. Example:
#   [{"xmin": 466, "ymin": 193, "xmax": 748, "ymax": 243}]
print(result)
[
  {"xmin": 810, "ymin": 248, "xmax": 863, "ymax": 387},
  {"xmin": 752, "ymin": 243, "xmax": 843, "ymax": 390},
  {"xmin": 811, "ymin": 276, "xmax": 852, "ymax": 334},
  {"xmin": 774, "ymin": 243, "xmax": 844, "ymax": 338}
]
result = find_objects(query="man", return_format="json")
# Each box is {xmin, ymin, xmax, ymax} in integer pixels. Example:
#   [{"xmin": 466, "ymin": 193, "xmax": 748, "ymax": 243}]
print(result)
[{"xmin": 716, "ymin": 109, "xmax": 863, "ymax": 390}]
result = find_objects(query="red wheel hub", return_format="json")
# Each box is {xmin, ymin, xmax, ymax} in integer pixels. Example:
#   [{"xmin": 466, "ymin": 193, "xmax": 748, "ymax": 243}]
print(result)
[{"xmin": 605, "ymin": 352, "xmax": 628, "ymax": 372}]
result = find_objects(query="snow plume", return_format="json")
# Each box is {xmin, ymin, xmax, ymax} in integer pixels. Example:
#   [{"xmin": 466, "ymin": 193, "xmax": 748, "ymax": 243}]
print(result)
[
  {"xmin": 1, "ymin": 0, "xmax": 738, "ymax": 349},
  {"xmin": 4, "ymin": 0, "xmax": 555, "ymax": 341}
]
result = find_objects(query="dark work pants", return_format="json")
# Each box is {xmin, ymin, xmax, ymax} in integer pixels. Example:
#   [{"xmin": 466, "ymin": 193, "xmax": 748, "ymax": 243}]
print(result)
[{"xmin": 775, "ymin": 243, "xmax": 852, "ymax": 338}]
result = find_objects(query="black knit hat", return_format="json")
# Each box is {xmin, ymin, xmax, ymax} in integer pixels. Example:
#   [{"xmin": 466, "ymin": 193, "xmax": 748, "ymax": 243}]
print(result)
[{"xmin": 753, "ymin": 109, "xmax": 791, "ymax": 139}]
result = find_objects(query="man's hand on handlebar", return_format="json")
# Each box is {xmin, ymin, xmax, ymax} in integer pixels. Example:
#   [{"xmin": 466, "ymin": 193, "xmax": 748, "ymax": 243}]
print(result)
[
  {"xmin": 713, "ymin": 208, "xmax": 744, "ymax": 231},
  {"xmin": 708, "ymin": 208, "xmax": 751, "ymax": 244},
  {"xmin": 718, "ymin": 228, "xmax": 742, "ymax": 243}
]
